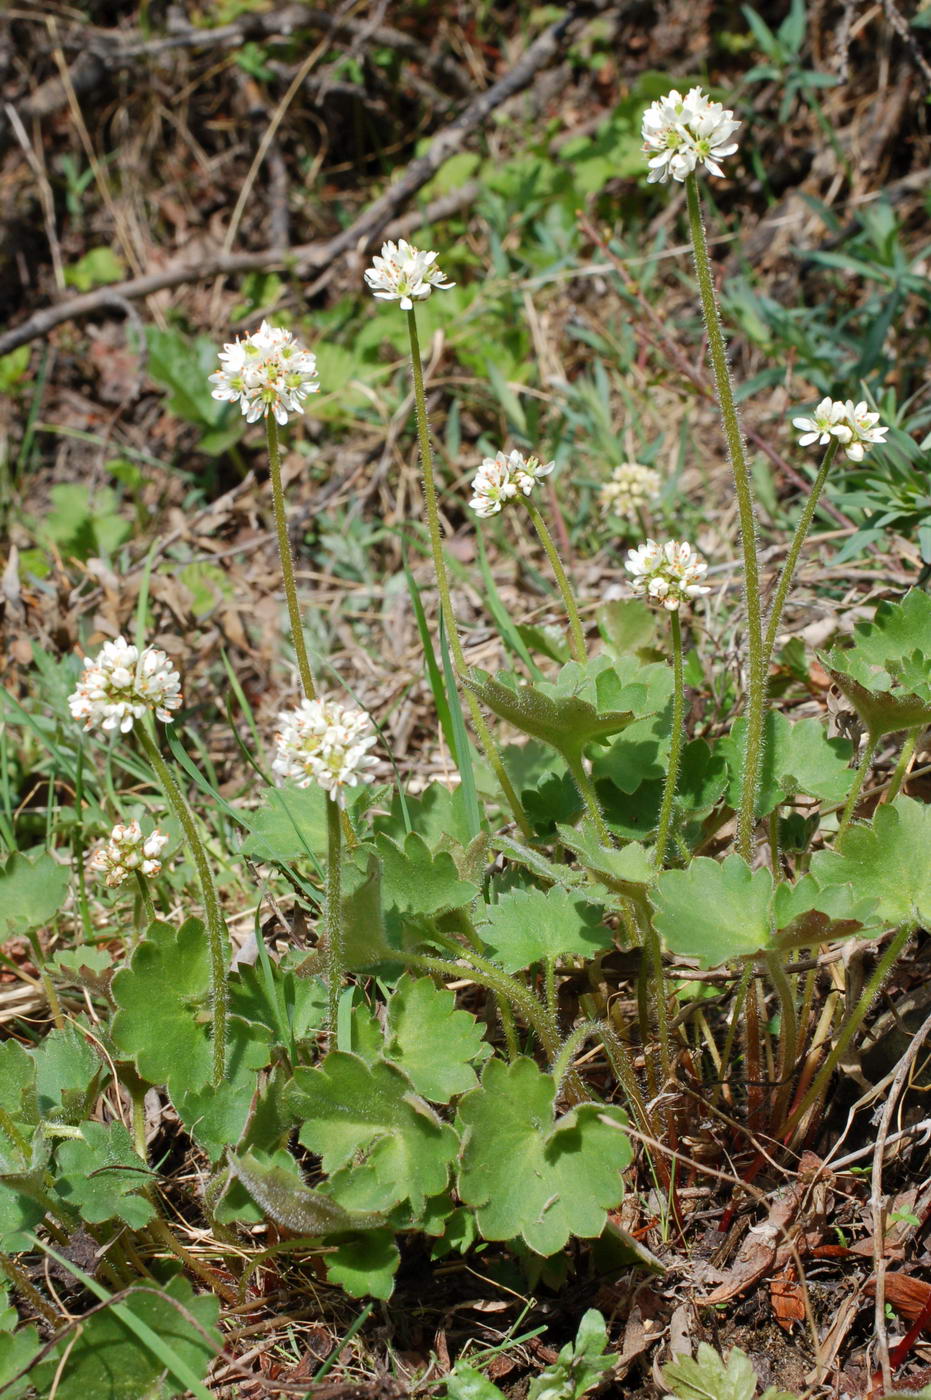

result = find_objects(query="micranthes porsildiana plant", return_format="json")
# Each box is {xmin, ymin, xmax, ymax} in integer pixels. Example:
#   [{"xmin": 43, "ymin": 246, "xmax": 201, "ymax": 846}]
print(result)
[
  {"xmin": 599, "ymin": 462, "xmax": 662, "ymax": 526},
  {"xmin": 364, "ymin": 240, "xmax": 532, "ymax": 838},
  {"xmin": 211, "ymin": 321, "xmax": 320, "ymax": 702},
  {"xmin": 641, "ymin": 87, "xmax": 766, "ymax": 860},
  {"xmin": 70, "ymin": 636, "xmax": 229, "ymax": 1085}
]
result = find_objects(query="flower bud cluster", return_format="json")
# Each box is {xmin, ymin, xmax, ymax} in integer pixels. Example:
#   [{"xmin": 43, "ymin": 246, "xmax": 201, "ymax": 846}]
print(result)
[
  {"xmin": 792, "ymin": 398, "xmax": 888, "ymax": 461},
  {"xmin": 469, "ymin": 449, "xmax": 555, "ymax": 518},
  {"xmin": 209, "ymin": 320, "xmax": 319, "ymax": 426},
  {"xmin": 641, "ymin": 87, "xmax": 741, "ymax": 184},
  {"xmin": 272, "ymin": 698, "xmax": 378, "ymax": 806},
  {"xmin": 89, "ymin": 820, "xmax": 169, "ymax": 888},
  {"xmin": 363, "ymin": 240, "xmax": 455, "ymax": 310},
  {"xmin": 625, "ymin": 538, "xmax": 710, "ymax": 611},
  {"xmin": 599, "ymin": 463, "xmax": 662, "ymax": 520},
  {"xmin": 69, "ymin": 638, "xmax": 182, "ymax": 734}
]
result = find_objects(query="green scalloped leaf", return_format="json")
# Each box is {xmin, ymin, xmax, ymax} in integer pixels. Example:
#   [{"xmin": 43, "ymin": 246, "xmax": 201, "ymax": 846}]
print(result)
[
  {"xmin": 0, "ymin": 851, "xmax": 70, "ymax": 935},
  {"xmin": 324, "ymin": 1229, "xmax": 401, "ymax": 1300},
  {"xmin": 111, "ymin": 919, "xmax": 214, "ymax": 1094},
  {"xmin": 810, "ymin": 796, "xmax": 931, "ymax": 928},
  {"xmin": 652, "ymin": 855, "xmax": 873, "ymax": 968},
  {"xmin": 456, "ymin": 1057, "xmax": 630, "ymax": 1257},
  {"xmin": 287, "ymin": 1052, "xmax": 459, "ymax": 1213},
  {"xmin": 385, "ymin": 976, "xmax": 491, "ymax": 1103},
  {"xmin": 476, "ymin": 887, "xmax": 611, "ymax": 973},
  {"xmin": 820, "ymin": 591, "xmax": 931, "ymax": 736},
  {"xmin": 721, "ymin": 712, "xmax": 855, "ymax": 817},
  {"xmin": 54, "ymin": 1120, "xmax": 155, "ymax": 1229},
  {"xmin": 171, "ymin": 1014, "xmax": 272, "ymax": 1161},
  {"xmin": 31, "ymin": 1273, "xmax": 221, "ymax": 1400},
  {"xmin": 239, "ymin": 784, "xmax": 327, "ymax": 862},
  {"xmin": 556, "ymin": 826, "xmax": 653, "ymax": 898},
  {"xmin": 376, "ymin": 830, "xmax": 478, "ymax": 917}
]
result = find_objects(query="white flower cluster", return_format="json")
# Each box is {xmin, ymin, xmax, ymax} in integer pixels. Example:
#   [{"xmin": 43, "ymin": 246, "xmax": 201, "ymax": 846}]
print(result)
[
  {"xmin": 599, "ymin": 462, "xmax": 662, "ymax": 520},
  {"xmin": 89, "ymin": 820, "xmax": 169, "ymax": 888},
  {"xmin": 641, "ymin": 87, "xmax": 741, "ymax": 184},
  {"xmin": 792, "ymin": 397, "xmax": 888, "ymax": 462},
  {"xmin": 69, "ymin": 638, "xmax": 182, "ymax": 734},
  {"xmin": 272, "ymin": 698, "xmax": 378, "ymax": 805},
  {"xmin": 364, "ymin": 240, "xmax": 455, "ymax": 310},
  {"xmin": 625, "ymin": 538, "xmax": 710, "ymax": 611},
  {"xmin": 209, "ymin": 320, "xmax": 319, "ymax": 426},
  {"xmin": 469, "ymin": 449, "xmax": 555, "ymax": 518}
]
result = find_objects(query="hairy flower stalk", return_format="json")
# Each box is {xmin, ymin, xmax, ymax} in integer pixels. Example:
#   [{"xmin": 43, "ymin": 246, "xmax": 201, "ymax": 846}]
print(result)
[
  {"xmin": 766, "ymin": 402, "xmax": 886, "ymax": 670},
  {"xmin": 362, "ymin": 241, "xmax": 530, "ymax": 837},
  {"xmin": 69, "ymin": 637, "xmax": 229, "ymax": 1085},
  {"xmin": 683, "ymin": 170, "xmax": 764, "ymax": 862},
  {"xmin": 210, "ymin": 323, "xmax": 320, "ymax": 700},
  {"xmin": 625, "ymin": 539, "xmax": 708, "ymax": 866}
]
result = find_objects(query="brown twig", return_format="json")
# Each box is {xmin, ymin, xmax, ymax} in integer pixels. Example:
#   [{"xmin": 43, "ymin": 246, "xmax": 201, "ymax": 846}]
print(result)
[{"xmin": 0, "ymin": 4, "xmax": 602, "ymax": 356}]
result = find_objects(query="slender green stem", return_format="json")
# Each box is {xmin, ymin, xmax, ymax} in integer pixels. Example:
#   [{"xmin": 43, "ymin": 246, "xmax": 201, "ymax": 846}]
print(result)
[
  {"xmin": 644, "ymin": 922, "xmax": 672, "ymax": 1083},
  {"xmin": 133, "ymin": 870, "xmax": 155, "ymax": 924},
  {"xmin": 783, "ymin": 923, "xmax": 913, "ymax": 1144},
  {"xmin": 498, "ymin": 995, "xmax": 520, "ymax": 1061},
  {"xmin": 567, "ymin": 755, "xmax": 613, "ymax": 846},
  {"xmin": 712, "ymin": 963, "xmax": 752, "ymax": 1109},
  {"xmin": 325, "ymin": 795, "xmax": 343, "ymax": 1033},
  {"xmin": 137, "ymin": 726, "xmax": 227, "ymax": 1085},
  {"xmin": 406, "ymin": 307, "xmax": 532, "ymax": 838},
  {"xmin": 765, "ymin": 951, "xmax": 797, "ymax": 1132},
  {"xmin": 28, "ymin": 933, "xmax": 64, "ymax": 1031},
  {"xmin": 403, "ymin": 950, "xmax": 560, "ymax": 1059},
  {"xmin": 266, "ymin": 415, "xmax": 317, "ymax": 700},
  {"xmin": 655, "ymin": 609, "xmax": 685, "ymax": 868},
  {"xmin": 885, "ymin": 727, "xmax": 919, "ymax": 805},
  {"xmin": 524, "ymin": 498, "xmax": 587, "ymax": 663},
  {"xmin": 763, "ymin": 439, "xmax": 839, "ymax": 669},
  {"xmin": 0, "ymin": 1251, "xmax": 59, "ymax": 1328},
  {"xmin": 544, "ymin": 957, "xmax": 557, "ymax": 1024},
  {"xmin": 685, "ymin": 173, "xmax": 764, "ymax": 862},
  {"xmin": 550, "ymin": 1021, "xmax": 597, "ymax": 1099},
  {"xmin": 837, "ymin": 730, "xmax": 879, "ymax": 842}
]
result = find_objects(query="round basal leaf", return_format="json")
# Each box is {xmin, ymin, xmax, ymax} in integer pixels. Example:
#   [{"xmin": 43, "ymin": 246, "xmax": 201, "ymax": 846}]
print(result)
[
  {"xmin": 385, "ymin": 976, "xmax": 491, "ymax": 1103},
  {"xmin": 456, "ymin": 1056, "xmax": 630, "ymax": 1257},
  {"xmin": 0, "ymin": 851, "xmax": 70, "ymax": 936},
  {"xmin": 375, "ymin": 831, "xmax": 478, "ymax": 917},
  {"xmin": 810, "ymin": 796, "xmax": 931, "ymax": 928},
  {"xmin": 556, "ymin": 825, "xmax": 653, "ymax": 898},
  {"xmin": 476, "ymin": 887, "xmax": 612, "ymax": 973},
  {"xmin": 31, "ymin": 1274, "xmax": 220, "ymax": 1400},
  {"xmin": 171, "ymin": 1015, "xmax": 272, "ymax": 1161},
  {"xmin": 287, "ymin": 1051, "xmax": 459, "ymax": 1213},
  {"xmin": 324, "ymin": 1228, "xmax": 401, "ymax": 1300},
  {"xmin": 651, "ymin": 855, "xmax": 774, "ymax": 967},
  {"xmin": 31, "ymin": 1025, "xmax": 101, "ymax": 1123},
  {"xmin": 111, "ymin": 919, "xmax": 214, "ymax": 1094},
  {"xmin": 54, "ymin": 1120, "xmax": 155, "ymax": 1229},
  {"xmin": 721, "ymin": 713, "xmax": 854, "ymax": 817},
  {"xmin": 239, "ymin": 784, "xmax": 327, "ymax": 863},
  {"xmin": 820, "ymin": 591, "xmax": 931, "ymax": 737}
]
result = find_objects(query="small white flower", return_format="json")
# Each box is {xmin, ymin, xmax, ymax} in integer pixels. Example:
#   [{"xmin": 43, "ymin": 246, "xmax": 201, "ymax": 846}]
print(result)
[
  {"xmin": 641, "ymin": 86, "xmax": 741, "ymax": 184},
  {"xmin": 209, "ymin": 320, "xmax": 319, "ymax": 426},
  {"xmin": 842, "ymin": 399, "xmax": 888, "ymax": 461},
  {"xmin": 600, "ymin": 462, "xmax": 662, "ymax": 520},
  {"xmin": 272, "ymin": 698, "xmax": 378, "ymax": 806},
  {"xmin": 468, "ymin": 449, "xmax": 555, "ymax": 516},
  {"xmin": 792, "ymin": 397, "xmax": 852, "ymax": 448},
  {"xmin": 363, "ymin": 239, "xmax": 454, "ymax": 310},
  {"xmin": 69, "ymin": 637, "xmax": 182, "ymax": 734},
  {"xmin": 625, "ymin": 538, "xmax": 710, "ymax": 611},
  {"xmin": 89, "ymin": 819, "xmax": 169, "ymax": 888},
  {"xmin": 792, "ymin": 396, "xmax": 887, "ymax": 461}
]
